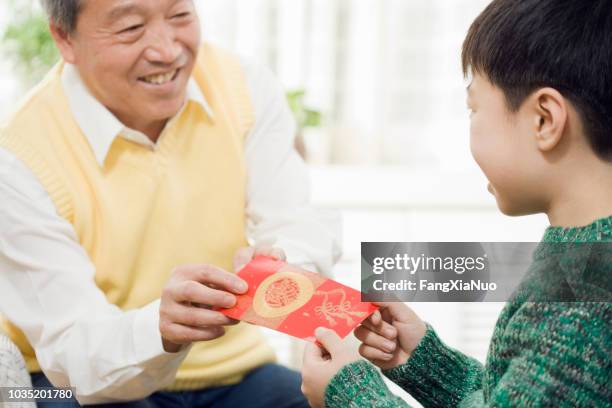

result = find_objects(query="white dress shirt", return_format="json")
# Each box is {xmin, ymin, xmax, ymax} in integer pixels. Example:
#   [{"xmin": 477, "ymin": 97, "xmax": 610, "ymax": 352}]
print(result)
[{"xmin": 0, "ymin": 58, "xmax": 341, "ymax": 404}]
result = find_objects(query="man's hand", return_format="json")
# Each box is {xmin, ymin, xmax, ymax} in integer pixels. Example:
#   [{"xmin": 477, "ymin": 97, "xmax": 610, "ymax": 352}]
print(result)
[
  {"xmin": 232, "ymin": 244, "xmax": 286, "ymax": 272},
  {"xmin": 159, "ymin": 264, "xmax": 247, "ymax": 352},
  {"xmin": 301, "ymin": 328, "xmax": 362, "ymax": 408},
  {"xmin": 159, "ymin": 245, "xmax": 286, "ymax": 353},
  {"xmin": 354, "ymin": 302, "xmax": 427, "ymax": 370}
]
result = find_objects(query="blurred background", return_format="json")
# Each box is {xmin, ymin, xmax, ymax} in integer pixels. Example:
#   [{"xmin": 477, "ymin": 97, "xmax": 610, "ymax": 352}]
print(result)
[{"xmin": 0, "ymin": 0, "xmax": 549, "ymax": 404}]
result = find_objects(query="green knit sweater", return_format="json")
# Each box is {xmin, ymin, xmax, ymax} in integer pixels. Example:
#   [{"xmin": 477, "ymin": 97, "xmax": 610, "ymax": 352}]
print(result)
[{"xmin": 325, "ymin": 216, "xmax": 612, "ymax": 407}]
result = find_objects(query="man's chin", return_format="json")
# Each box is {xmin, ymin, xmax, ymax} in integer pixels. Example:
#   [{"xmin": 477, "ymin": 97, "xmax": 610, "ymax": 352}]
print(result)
[
  {"xmin": 133, "ymin": 82, "xmax": 188, "ymax": 116},
  {"xmin": 141, "ymin": 101, "xmax": 185, "ymax": 123}
]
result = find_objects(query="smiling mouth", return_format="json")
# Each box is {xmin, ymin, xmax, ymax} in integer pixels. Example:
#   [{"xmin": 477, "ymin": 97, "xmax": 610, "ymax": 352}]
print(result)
[{"xmin": 139, "ymin": 69, "xmax": 180, "ymax": 85}]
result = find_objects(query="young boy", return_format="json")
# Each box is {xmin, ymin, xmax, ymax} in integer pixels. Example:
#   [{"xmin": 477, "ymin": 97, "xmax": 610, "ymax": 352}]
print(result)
[{"xmin": 301, "ymin": 0, "xmax": 611, "ymax": 406}]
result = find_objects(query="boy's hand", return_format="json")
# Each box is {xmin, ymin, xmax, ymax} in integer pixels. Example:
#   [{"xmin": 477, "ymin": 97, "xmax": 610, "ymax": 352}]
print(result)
[
  {"xmin": 354, "ymin": 302, "xmax": 427, "ymax": 370},
  {"xmin": 301, "ymin": 328, "xmax": 362, "ymax": 408}
]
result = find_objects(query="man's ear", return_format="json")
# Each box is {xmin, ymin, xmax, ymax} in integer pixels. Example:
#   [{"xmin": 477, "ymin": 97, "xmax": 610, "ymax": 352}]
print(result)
[
  {"xmin": 48, "ymin": 23, "xmax": 77, "ymax": 64},
  {"xmin": 532, "ymin": 88, "xmax": 568, "ymax": 152}
]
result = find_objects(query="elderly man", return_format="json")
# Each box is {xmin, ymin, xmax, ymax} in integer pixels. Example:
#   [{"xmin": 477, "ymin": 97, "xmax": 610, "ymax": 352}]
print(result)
[{"xmin": 0, "ymin": 0, "xmax": 339, "ymax": 406}]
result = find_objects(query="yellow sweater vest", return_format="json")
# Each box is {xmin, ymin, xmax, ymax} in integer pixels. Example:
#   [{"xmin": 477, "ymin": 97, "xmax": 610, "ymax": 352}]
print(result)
[{"xmin": 0, "ymin": 43, "xmax": 275, "ymax": 390}]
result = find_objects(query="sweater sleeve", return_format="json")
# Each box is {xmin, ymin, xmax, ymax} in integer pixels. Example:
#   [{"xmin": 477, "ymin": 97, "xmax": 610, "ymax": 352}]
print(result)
[
  {"xmin": 325, "ymin": 302, "xmax": 610, "ymax": 407},
  {"xmin": 382, "ymin": 325, "xmax": 484, "ymax": 407},
  {"xmin": 325, "ymin": 360, "xmax": 412, "ymax": 408},
  {"xmin": 385, "ymin": 304, "xmax": 611, "ymax": 407},
  {"xmin": 323, "ymin": 325, "xmax": 483, "ymax": 408}
]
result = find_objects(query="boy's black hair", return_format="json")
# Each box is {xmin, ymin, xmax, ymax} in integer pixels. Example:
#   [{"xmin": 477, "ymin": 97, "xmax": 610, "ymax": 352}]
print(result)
[{"xmin": 462, "ymin": 0, "xmax": 612, "ymax": 161}]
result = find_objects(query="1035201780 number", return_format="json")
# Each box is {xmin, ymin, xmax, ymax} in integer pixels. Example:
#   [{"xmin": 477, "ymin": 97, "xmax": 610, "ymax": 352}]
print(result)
[{"xmin": 3, "ymin": 387, "xmax": 74, "ymax": 402}]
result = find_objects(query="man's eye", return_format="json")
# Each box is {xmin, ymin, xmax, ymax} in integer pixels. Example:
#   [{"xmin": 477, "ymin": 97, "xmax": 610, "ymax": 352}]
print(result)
[
  {"xmin": 119, "ymin": 24, "xmax": 144, "ymax": 34},
  {"xmin": 173, "ymin": 12, "xmax": 190, "ymax": 19}
]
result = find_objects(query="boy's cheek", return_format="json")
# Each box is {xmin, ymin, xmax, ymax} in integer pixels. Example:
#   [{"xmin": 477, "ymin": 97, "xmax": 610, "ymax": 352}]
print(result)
[
  {"xmin": 469, "ymin": 120, "xmax": 510, "ymax": 182},
  {"xmin": 469, "ymin": 140, "xmax": 515, "ymax": 212},
  {"xmin": 469, "ymin": 131, "xmax": 491, "ymax": 176},
  {"xmin": 469, "ymin": 116, "xmax": 489, "ymax": 162}
]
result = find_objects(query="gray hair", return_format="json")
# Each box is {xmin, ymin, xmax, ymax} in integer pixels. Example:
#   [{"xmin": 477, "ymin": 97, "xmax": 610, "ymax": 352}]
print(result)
[{"xmin": 39, "ymin": 0, "xmax": 82, "ymax": 33}]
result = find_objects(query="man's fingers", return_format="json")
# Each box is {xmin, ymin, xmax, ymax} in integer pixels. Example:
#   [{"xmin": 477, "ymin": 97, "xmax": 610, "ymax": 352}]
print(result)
[
  {"xmin": 358, "ymin": 344, "xmax": 394, "ymax": 362},
  {"xmin": 161, "ymin": 323, "xmax": 225, "ymax": 344},
  {"xmin": 314, "ymin": 327, "xmax": 343, "ymax": 356},
  {"xmin": 192, "ymin": 264, "xmax": 248, "ymax": 294},
  {"xmin": 226, "ymin": 317, "xmax": 240, "ymax": 325},
  {"xmin": 177, "ymin": 265, "xmax": 248, "ymax": 295},
  {"xmin": 354, "ymin": 326, "xmax": 397, "ymax": 353},
  {"xmin": 233, "ymin": 245, "xmax": 286, "ymax": 273},
  {"xmin": 254, "ymin": 244, "xmax": 286, "ymax": 261},
  {"xmin": 233, "ymin": 247, "xmax": 256, "ymax": 272},
  {"xmin": 164, "ymin": 303, "xmax": 239, "ymax": 327},
  {"xmin": 170, "ymin": 280, "xmax": 237, "ymax": 308}
]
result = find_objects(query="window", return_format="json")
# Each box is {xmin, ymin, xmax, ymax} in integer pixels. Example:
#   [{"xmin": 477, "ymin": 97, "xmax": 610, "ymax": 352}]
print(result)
[
  {"xmin": 196, "ymin": 6, "xmax": 547, "ymax": 405},
  {"xmin": 197, "ymin": 0, "xmax": 493, "ymax": 167}
]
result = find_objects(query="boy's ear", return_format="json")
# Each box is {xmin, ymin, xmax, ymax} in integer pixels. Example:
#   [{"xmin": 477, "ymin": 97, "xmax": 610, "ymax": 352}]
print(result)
[
  {"xmin": 48, "ymin": 23, "xmax": 77, "ymax": 64},
  {"xmin": 532, "ymin": 88, "xmax": 568, "ymax": 153}
]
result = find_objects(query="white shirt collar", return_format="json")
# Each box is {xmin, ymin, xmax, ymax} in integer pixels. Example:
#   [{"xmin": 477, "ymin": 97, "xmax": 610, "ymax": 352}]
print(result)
[{"xmin": 61, "ymin": 63, "xmax": 213, "ymax": 166}]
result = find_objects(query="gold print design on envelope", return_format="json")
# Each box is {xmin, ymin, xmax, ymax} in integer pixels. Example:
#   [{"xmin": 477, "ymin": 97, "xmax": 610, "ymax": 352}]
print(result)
[
  {"xmin": 253, "ymin": 272, "xmax": 314, "ymax": 318},
  {"xmin": 314, "ymin": 289, "xmax": 367, "ymax": 326},
  {"xmin": 265, "ymin": 278, "xmax": 300, "ymax": 307}
]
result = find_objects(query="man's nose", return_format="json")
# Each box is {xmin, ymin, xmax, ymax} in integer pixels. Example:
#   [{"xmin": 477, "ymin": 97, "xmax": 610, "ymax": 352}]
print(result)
[{"xmin": 144, "ymin": 23, "xmax": 182, "ymax": 65}]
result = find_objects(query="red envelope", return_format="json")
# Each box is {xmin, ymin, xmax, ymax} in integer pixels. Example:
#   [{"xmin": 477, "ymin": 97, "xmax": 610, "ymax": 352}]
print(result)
[{"xmin": 220, "ymin": 256, "xmax": 378, "ymax": 342}]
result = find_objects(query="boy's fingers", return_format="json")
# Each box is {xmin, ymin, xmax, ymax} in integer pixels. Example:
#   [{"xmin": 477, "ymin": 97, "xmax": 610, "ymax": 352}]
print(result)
[
  {"xmin": 354, "ymin": 326, "xmax": 397, "ymax": 353},
  {"xmin": 359, "ymin": 344, "xmax": 394, "ymax": 361},
  {"xmin": 376, "ymin": 302, "xmax": 418, "ymax": 325},
  {"xmin": 369, "ymin": 310, "xmax": 382, "ymax": 325},
  {"xmin": 361, "ymin": 317, "xmax": 397, "ymax": 340},
  {"xmin": 315, "ymin": 327, "xmax": 343, "ymax": 356},
  {"xmin": 303, "ymin": 341, "xmax": 324, "ymax": 365},
  {"xmin": 373, "ymin": 302, "xmax": 402, "ymax": 311}
]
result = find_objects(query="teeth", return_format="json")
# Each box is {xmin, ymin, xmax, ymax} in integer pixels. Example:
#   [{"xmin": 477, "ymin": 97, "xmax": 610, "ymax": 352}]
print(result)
[{"xmin": 141, "ymin": 70, "xmax": 177, "ymax": 85}]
